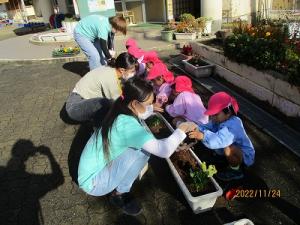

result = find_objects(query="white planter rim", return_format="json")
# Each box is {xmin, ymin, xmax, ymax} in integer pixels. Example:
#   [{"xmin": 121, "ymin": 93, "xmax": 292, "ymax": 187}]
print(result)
[{"xmin": 182, "ymin": 58, "xmax": 215, "ymax": 69}]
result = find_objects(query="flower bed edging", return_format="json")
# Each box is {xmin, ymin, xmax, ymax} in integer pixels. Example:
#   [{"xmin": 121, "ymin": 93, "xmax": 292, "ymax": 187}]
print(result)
[{"xmin": 190, "ymin": 42, "xmax": 300, "ymax": 117}]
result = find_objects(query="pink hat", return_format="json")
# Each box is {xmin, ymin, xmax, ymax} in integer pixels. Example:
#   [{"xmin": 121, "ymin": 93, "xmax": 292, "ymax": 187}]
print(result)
[
  {"xmin": 146, "ymin": 63, "xmax": 174, "ymax": 83},
  {"xmin": 126, "ymin": 38, "xmax": 137, "ymax": 48},
  {"xmin": 174, "ymin": 76, "xmax": 194, "ymax": 93},
  {"xmin": 205, "ymin": 92, "xmax": 239, "ymax": 115},
  {"xmin": 127, "ymin": 46, "xmax": 145, "ymax": 59},
  {"xmin": 142, "ymin": 51, "xmax": 162, "ymax": 64}
]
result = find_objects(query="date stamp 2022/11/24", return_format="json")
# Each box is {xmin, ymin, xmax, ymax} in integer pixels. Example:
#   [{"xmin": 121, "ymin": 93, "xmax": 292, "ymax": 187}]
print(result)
[{"xmin": 226, "ymin": 188, "xmax": 281, "ymax": 200}]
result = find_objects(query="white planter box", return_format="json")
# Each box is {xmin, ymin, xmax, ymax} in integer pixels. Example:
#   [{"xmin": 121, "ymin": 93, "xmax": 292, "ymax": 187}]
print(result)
[
  {"xmin": 174, "ymin": 32, "xmax": 197, "ymax": 40},
  {"xmin": 142, "ymin": 113, "xmax": 223, "ymax": 214},
  {"xmin": 203, "ymin": 21, "xmax": 212, "ymax": 34},
  {"xmin": 182, "ymin": 58, "xmax": 215, "ymax": 78}
]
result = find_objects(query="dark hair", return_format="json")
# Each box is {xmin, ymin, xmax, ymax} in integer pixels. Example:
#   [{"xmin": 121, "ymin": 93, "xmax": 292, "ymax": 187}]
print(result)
[
  {"xmin": 98, "ymin": 77, "xmax": 153, "ymax": 161},
  {"xmin": 109, "ymin": 15, "xmax": 127, "ymax": 35},
  {"xmin": 222, "ymin": 105, "xmax": 236, "ymax": 115},
  {"xmin": 112, "ymin": 52, "xmax": 137, "ymax": 70}
]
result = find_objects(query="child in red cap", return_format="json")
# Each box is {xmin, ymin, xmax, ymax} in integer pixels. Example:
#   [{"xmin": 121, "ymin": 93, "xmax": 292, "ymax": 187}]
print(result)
[
  {"xmin": 125, "ymin": 38, "xmax": 137, "ymax": 49},
  {"xmin": 146, "ymin": 63, "xmax": 174, "ymax": 106},
  {"xmin": 142, "ymin": 51, "xmax": 162, "ymax": 72},
  {"xmin": 166, "ymin": 76, "xmax": 208, "ymax": 126},
  {"xmin": 188, "ymin": 92, "xmax": 255, "ymax": 181}
]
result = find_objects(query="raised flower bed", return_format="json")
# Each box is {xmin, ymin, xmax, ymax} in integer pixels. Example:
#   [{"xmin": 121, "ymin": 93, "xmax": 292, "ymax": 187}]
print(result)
[
  {"xmin": 143, "ymin": 113, "xmax": 222, "ymax": 213},
  {"xmin": 52, "ymin": 46, "xmax": 80, "ymax": 57}
]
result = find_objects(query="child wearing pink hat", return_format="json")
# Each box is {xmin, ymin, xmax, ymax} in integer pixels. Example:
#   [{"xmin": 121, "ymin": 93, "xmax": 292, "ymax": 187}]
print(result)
[
  {"xmin": 127, "ymin": 45, "xmax": 146, "ymax": 78},
  {"xmin": 188, "ymin": 92, "xmax": 255, "ymax": 181},
  {"xmin": 125, "ymin": 38, "xmax": 137, "ymax": 49},
  {"xmin": 146, "ymin": 63, "xmax": 174, "ymax": 105},
  {"xmin": 142, "ymin": 51, "xmax": 162, "ymax": 72},
  {"xmin": 165, "ymin": 76, "xmax": 208, "ymax": 125}
]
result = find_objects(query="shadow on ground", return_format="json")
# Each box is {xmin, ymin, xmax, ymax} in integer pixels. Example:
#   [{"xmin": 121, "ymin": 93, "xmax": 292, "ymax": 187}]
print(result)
[
  {"xmin": 0, "ymin": 139, "xmax": 64, "ymax": 224},
  {"xmin": 63, "ymin": 61, "xmax": 89, "ymax": 77},
  {"xmin": 68, "ymin": 124, "xmax": 93, "ymax": 184}
]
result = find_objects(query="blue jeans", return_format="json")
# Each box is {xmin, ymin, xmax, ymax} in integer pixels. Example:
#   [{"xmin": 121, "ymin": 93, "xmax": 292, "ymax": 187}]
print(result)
[
  {"xmin": 88, "ymin": 148, "xmax": 150, "ymax": 196},
  {"xmin": 66, "ymin": 92, "xmax": 110, "ymax": 122},
  {"xmin": 74, "ymin": 31, "xmax": 106, "ymax": 70}
]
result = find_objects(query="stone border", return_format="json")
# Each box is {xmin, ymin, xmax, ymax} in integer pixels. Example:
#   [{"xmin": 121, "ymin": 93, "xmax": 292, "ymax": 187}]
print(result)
[{"xmin": 190, "ymin": 42, "xmax": 300, "ymax": 117}]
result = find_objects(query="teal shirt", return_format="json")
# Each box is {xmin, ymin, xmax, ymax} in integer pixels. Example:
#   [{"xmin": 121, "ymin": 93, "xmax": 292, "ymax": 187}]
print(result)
[
  {"xmin": 78, "ymin": 114, "xmax": 155, "ymax": 192},
  {"xmin": 75, "ymin": 15, "xmax": 111, "ymax": 41}
]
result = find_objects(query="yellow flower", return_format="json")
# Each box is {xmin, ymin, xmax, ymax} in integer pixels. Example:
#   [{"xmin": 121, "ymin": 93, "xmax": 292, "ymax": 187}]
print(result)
[
  {"xmin": 251, "ymin": 32, "xmax": 255, "ymax": 36},
  {"xmin": 265, "ymin": 32, "xmax": 271, "ymax": 37}
]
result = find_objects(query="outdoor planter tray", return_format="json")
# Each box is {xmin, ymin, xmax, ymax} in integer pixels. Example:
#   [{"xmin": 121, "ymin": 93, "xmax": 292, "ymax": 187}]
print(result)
[
  {"xmin": 142, "ymin": 113, "xmax": 223, "ymax": 213},
  {"xmin": 182, "ymin": 58, "xmax": 215, "ymax": 78}
]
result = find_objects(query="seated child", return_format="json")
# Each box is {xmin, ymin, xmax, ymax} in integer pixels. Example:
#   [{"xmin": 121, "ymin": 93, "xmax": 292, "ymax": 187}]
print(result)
[
  {"xmin": 146, "ymin": 63, "xmax": 174, "ymax": 106},
  {"xmin": 142, "ymin": 51, "xmax": 162, "ymax": 72},
  {"xmin": 127, "ymin": 44, "xmax": 147, "ymax": 78},
  {"xmin": 125, "ymin": 38, "xmax": 137, "ymax": 49},
  {"xmin": 166, "ymin": 76, "xmax": 208, "ymax": 125},
  {"xmin": 188, "ymin": 92, "xmax": 255, "ymax": 181}
]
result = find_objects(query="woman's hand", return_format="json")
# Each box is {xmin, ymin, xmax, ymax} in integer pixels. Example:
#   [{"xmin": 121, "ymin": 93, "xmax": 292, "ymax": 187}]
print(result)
[
  {"xmin": 109, "ymin": 49, "xmax": 116, "ymax": 57},
  {"xmin": 188, "ymin": 130, "xmax": 204, "ymax": 140},
  {"xmin": 178, "ymin": 122, "xmax": 198, "ymax": 133}
]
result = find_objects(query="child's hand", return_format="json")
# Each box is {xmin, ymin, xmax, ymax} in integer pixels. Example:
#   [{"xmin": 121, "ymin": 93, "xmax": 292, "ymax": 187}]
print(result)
[
  {"xmin": 109, "ymin": 49, "xmax": 116, "ymax": 57},
  {"xmin": 188, "ymin": 130, "xmax": 204, "ymax": 140},
  {"xmin": 153, "ymin": 102, "xmax": 164, "ymax": 112},
  {"xmin": 178, "ymin": 122, "xmax": 197, "ymax": 133}
]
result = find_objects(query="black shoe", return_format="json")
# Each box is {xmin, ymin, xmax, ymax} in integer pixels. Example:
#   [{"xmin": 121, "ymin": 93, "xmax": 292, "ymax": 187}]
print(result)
[{"xmin": 109, "ymin": 193, "xmax": 142, "ymax": 216}]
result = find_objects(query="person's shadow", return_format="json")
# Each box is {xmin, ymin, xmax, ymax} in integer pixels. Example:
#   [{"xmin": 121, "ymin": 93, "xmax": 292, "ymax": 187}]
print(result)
[{"xmin": 0, "ymin": 139, "xmax": 64, "ymax": 225}]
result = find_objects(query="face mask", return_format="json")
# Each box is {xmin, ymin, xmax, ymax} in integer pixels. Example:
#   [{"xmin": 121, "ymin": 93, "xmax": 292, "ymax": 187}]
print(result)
[
  {"xmin": 138, "ymin": 104, "xmax": 153, "ymax": 120},
  {"xmin": 122, "ymin": 72, "xmax": 135, "ymax": 81}
]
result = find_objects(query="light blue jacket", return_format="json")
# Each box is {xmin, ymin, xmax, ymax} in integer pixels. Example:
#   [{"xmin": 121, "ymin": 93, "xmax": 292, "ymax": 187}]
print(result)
[{"xmin": 199, "ymin": 116, "xmax": 255, "ymax": 166}]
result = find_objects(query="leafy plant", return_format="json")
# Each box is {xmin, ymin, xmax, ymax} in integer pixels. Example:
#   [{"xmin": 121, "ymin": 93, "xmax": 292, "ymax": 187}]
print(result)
[
  {"xmin": 188, "ymin": 54, "xmax": 209, "ymax": 67},
  {"xmin": 162, "ymin": 21, "xmax": 176, "ymax": 31},
  {"xmin": 179, "ymin": 13, "xmax": 195, "ymax": 23},
  {"xmin": 190, "ymin": 162, "xmax": 217, "ymax": 192},
  {"xmin": 176, "ymin": 21, "xmax": 194, "ymax": 33}
]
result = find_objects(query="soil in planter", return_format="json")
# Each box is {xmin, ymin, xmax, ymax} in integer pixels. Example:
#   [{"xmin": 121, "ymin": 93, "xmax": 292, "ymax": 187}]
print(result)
[
  {"xmin": 170, "ymin": 150, "xmax": 216, "ymax": 197},
  {"xmin": 187, "ymin": 58, "xmax": 209, "ymax": 67},
  {"xmin": 145, "ymin": 115, "xmax": 216, "ymax": 197}
]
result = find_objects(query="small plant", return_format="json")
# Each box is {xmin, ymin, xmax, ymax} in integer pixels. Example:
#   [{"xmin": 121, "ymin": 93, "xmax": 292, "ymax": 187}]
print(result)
[
  {"xmin": 146, "ymin": 116, "xmax": 164, "ymax": 133},
  {"xmin": 188, "ymin": 54, "xmax": 209, "ymax": 67},
  {"xmin": 182, "ymin": 45, "xmax": 193, "ymax": 55},
  {"xmin": 52, "ymin": 46, "xmax": 80, "ymax": 57},
  {"xmin": 176, "ymin": 21, "xmax": 194, "ymax": 33},
  {"xmin": 179, "ymin": 13, "xmax": 195, "ymax": 23},
  {"xmin": 190, "ymin": 162, "xmax": 217, "ymax": 192},
  {"xmin": 162, "ymin": 21, "xmax": 176, "ymax": 31}
]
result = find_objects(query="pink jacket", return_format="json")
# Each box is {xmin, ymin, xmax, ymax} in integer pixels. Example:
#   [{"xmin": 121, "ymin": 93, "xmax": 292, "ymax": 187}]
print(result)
[{"xmin": 166, "ymin": 91, "xmax": 209, "ymax": 125}]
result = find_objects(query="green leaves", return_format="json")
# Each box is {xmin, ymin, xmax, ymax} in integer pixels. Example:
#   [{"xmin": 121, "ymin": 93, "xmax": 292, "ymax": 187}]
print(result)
[{"xmin": 189, "ymin": 162, "xmax": 217, "ymax": 192}]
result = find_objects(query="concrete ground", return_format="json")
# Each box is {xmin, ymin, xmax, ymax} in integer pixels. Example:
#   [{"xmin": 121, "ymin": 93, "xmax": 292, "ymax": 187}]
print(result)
[{"xmin": 0, "ymin": 49, "xmax": 299, "ymax": 225}]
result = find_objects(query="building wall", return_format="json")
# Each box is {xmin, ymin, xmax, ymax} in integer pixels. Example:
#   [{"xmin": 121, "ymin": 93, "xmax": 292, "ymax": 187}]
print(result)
[
  {"xmin": 126, "ymin": 1, "xmax": 143, "ymax": 23},
  {"xmin": 145, "ymin": 0, "xmax": 164, "ymax": 22},
  {"xmin": 223, "ymin": 0, "xmax": 251, "ymax": 20}
]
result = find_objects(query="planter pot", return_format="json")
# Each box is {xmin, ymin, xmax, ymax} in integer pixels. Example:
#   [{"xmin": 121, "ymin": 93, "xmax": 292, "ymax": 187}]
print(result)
[
  {"xmin": 203, "ymin": 21, "xmax": 212, "ymax": 35},
  {"xmin": 161, "ymin": 30, "xmax": 174, "ymax": 42},
  {"xmin": 182, "ymin": 58, "xmax": 215, "ymax": 78},
  {"xmin": 62, "ymin": 21, "xmax": 78, "ymax": 34},
  {"xmin": 142, "ymin": 113, "xmax": 223, "ymax": 213},
  {"xmin": 174, "ymin": 32, "xmax": 196, "ymax": 40}
]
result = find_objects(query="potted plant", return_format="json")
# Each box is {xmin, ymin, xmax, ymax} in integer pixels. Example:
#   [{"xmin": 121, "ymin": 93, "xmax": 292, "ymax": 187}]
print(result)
[
  {"xmin": 195, "ymin": 17, "xmax": 206, "ymax": 39},
  {"xmin": 62, "ymin": 16, "xmax": 78, "ymax": 34},
  {"xmin": 143, "ymin": 113, "xmax": 223, "ymax": 213},
  {"xmin": 52, "ymin": 46, "xmax": 80, "ymax": 57},
  {"xmin": 182, "ymin": 54, "xmax": 215, "ymax": 78},
  {"xmin": 174, "ymin": 13, "xmax": 197, "ymax": 40},
  {"xmin": 161, "ymin": 21, "xmax": 176, "ymax": 42}
]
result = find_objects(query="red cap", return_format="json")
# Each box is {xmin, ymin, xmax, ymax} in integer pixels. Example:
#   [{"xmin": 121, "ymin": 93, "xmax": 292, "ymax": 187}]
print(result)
[
  {"xmin": 127, "ymin": 46, "xmax": 145, "ymax": 59},
  {"xmin": 146, "ymin": 63, "xmax": 174, "ymax": 83},
  {"xmin": 205, "ymin": 92, "xmax": 239, "ymax": 115},
  {"xmin": 174, "ymin": 76, "xmax": 194, "ymax": 93},
  {"xmin": 142, "ymin": 51, "xmax": 162, "ymax": 64},
  {"xmin": 126, "ymin": 38, "xmax": 137, "ymax": 48}
]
